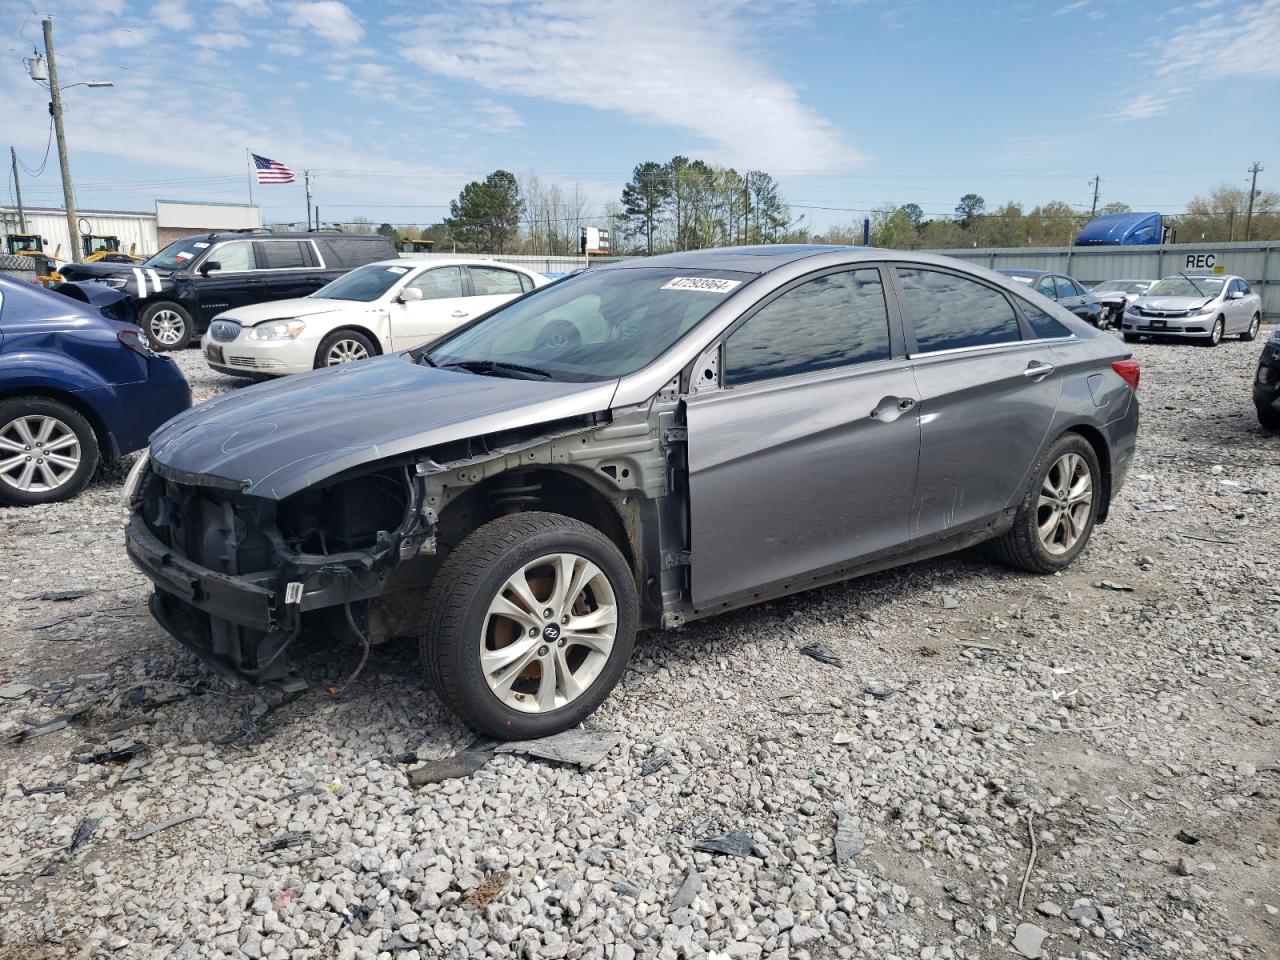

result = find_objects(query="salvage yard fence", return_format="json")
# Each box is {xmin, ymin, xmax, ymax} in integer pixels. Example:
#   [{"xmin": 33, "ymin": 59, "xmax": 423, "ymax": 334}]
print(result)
[{"xmin": 399, "ymin": 241, "xmax": 1280, "ymax": 319}]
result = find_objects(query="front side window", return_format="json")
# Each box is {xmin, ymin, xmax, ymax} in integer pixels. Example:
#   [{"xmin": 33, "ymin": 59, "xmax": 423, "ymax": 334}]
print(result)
[
  {"xmin": 471, "ymin": 266, "xmax": 525, "ymax": 296},
  {"xmin": 1036, "ymin": 276, "xmax": 1057, "ymax": 299},
  {"xmin": 1057, "ymin": 277, "xmax": 1081, "ymax": 297},
  {"xmin": 260, "ymin": 240, "xmax": 307, "ymax": 269},
  {"xmin": 211, "ymin": 241, "xmax": 255, "ymax": 272},
  {"xmin": 1239, "ymin": 280, "xmax": 1252, "ymax": 295},
  {"xmin": 406, "ymin": 266, "xmax": 464, "ymax": 300},
  {"xmin": 426, "ymin": 267, "xmax": 748, "ymax": 381},
  {"xmin": 898, "ymin": 267, "xmax": 1021, "ymax": 353},
  {"xmin": 725, "ymin": 269, "xmax": 890, "ymax": 386}
]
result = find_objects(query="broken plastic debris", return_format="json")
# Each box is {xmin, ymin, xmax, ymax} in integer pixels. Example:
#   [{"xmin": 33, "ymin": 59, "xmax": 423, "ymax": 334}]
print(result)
[
  {"xmin": 833, "ymin": 811, "xmax": 865, "ymax": 864},
  {"xmin": 1134, "ymin": 502, "xmax": 1177, "ymax": 512},
  {"xmin": 668, "ymin": 869, "xmax": 702, "ymax": 912},
  {"xmin": 68, "ymin": 816, "xmax": 101, "ymax": 853},
  {"xmin": 1092, "ymin": 580, "xmax": 1135, "ymax": 592},
  {"xmin": 127, "ymin": 811, "xmax": 203, "ymax": 841},
  {"xmin": 863, "ymin": 682, "xmax": 896, "ymax": 700},
  {"xmin": 494, "ymin": 729, "xmax": 621, "ymax": 769},
  {"xmin": 799, "ymin": 642, "xmax": 843, "ymax": 667},
  {"xmin": 407, "ymin": 750, "xmax": 492, "ymax": 787},
  {"xmin": 36, "ymin": 589, "xmax": 94, "ymax": 602},
  {"xmin": 694, "ymin": 829, "xmax": 768, "ymax": 860},
  {"xmin": 640, "ymin": 750, "xmax": 672, "ymax": 776}
]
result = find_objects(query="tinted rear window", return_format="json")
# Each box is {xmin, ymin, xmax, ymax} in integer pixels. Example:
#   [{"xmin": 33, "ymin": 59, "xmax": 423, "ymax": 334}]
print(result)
[
  {"xmin": 317, "ymin": 237, "xmax": 397, "ymax": 268},
  {"xmin": 897, "ymin": 267, "xmax": 1021, "ymax": 352},
  {"xmin": 1017, "ymin": 300, "xmax": 1072, "ymax": 339},
  {"xmin": 259, "ymin": 240, "xmax": 308, "ymax": 269}
]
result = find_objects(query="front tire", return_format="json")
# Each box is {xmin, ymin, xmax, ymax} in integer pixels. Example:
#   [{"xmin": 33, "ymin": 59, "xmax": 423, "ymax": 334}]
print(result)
[
  {"xmin": 141, "ymin": 301, "xmax": 193, "ymax": 351},
  {"xmin": 1241, "ymin": 313, "xmax": 1261, "ymax": 342},
  {"xmin": 0, "ymin": 398, "xmax": 100, "ymax": 506},
  {"xmin": 992, "ymin": 433, "xmax": 1101, "ymax": 574},
  {"xmin": 315, "ymin": 329, "xmax": 377, "ymax": 369},
  {"xmin": 1259, "ymin": 404, "xmax": 1280, "ymax": 431},
  {"xmin": 1203, "ymin": 316, "xmax": 1224, "ymax": 347},
  {"xmin": 419, "ymin": 512, "xmax": 638, "ymax": 739}
]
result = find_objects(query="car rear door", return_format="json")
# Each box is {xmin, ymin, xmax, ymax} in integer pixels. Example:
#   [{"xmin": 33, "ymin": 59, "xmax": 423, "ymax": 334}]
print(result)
[
  {"xmin": 388, "ymin": 265, "xmax": 469, "ymax": 349},
  {"xmin": 1055, "ymin": 276, "xmax": 1086, "ymax": 318},
  {"xmin": 890, "ymin": 264, "xmax": 1061, "ymax": 542},
  {"xmin": 685, "ymin": 264, "xmax": 920, "ymax": 608},
  {"xmin": 255, "ymin": 239, "xmax": 325, "ymax": 302},
  {"xmin": 465, "ymin": 265, "xmax": 530, "ymax": 317}
]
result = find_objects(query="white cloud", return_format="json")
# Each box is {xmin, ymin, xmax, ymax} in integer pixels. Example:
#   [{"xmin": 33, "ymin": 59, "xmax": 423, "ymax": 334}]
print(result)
[
  {"xmin": 400, "ymin": 1, "xmax": 858, "ymax": 173},
  {"xmin": 286, "ymin": 1, "xmax": 363, "ymax": 45},
  {"xmin": 1050, "ymin": 0, "xmax": 1090, "ymax": 15},
  {"xmin": 1114, "ymin": 92, "xmax": 1175, "ymax": 120},
  {"xmin": 268, "ymin": 41, "xmax": 305, "ymax": 56},
  {"xmin": 194, "ymin": 32, "xmax": 251, "ymax": 51},
  {"xmin": 148, "ymin": 1, "xmax": 194, "ymax": 31},
  {"xmin": 472, "ymin": 100, "xmax": 524, "ymax": 133}
]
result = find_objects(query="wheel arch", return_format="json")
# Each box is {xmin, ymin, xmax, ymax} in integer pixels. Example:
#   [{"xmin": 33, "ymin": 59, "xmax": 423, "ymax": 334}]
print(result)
[
  {"xmin": 1057, "ymin": 423, "xmax": 1112, "ymax": 522},
  {"xmin": 319, "ymin": 325, "xmax": 384, "ymax": 357},
  {"xmin": 0, "ymin": 387, "xmax": 117, "ymax": 461}
]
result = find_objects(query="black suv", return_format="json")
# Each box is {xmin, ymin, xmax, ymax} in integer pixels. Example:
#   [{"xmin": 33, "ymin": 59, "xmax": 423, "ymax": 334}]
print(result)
[
  {"xmin": 57, "ymin": 231, "xmax": 397, "ymax": 350},
  {"xmin": 1255, "ymin": 325, "xmax": 1280, "ymax": 430}
]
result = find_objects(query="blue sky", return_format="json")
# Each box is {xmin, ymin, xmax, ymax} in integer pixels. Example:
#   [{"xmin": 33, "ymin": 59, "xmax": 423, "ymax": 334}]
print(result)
[{"xmin": 2, "ymin": 0, "xmax": 1277, "ymax": 233}]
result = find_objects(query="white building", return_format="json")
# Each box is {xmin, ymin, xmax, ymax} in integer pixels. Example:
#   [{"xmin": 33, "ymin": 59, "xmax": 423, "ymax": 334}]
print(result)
[{"xmin": 0, "ymin": 200, "xmax": 261, "ymax": 261}]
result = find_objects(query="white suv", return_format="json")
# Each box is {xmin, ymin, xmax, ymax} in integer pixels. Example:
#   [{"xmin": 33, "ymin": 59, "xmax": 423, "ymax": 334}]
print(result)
[{"xmin": 201, "ymin": 259, "xmax": 548, "ymax": 376}]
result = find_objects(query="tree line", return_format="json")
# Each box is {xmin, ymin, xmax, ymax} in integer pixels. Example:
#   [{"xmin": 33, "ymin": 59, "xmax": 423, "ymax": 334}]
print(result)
[{"xmin": 331, "ymin": 173, "xmax": 1279, "ymax": 252}]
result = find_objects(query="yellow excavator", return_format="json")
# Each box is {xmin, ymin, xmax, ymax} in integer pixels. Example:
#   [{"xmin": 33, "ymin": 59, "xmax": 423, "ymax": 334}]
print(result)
[{"xmin": 4, "ymin": 234, "xmax": 146, "ymax": 285}]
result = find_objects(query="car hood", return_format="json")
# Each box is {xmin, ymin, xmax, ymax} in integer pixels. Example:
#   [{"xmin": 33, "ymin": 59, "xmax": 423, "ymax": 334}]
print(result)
[
  {"xmin": 59, "ymin": 261, "xmax": 170, "ymax": 282},
  {"xmin": 149, "ymin": 354, "xmax": 618, "ymax": 499},
  {"xmin": 215, "ymin": 298, "xmax": 366, "ymax": 326},
  {"xmin": 1135, "ymin": 296, "xmax": 1213, "ymax": 310}
]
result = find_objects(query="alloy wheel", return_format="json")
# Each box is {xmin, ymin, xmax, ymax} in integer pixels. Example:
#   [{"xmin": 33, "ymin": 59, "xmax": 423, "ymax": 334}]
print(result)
[
  {"xmin": 1036, "ymin": 451, "xmax": 1093, "ymax": 556},
  {"xmin": 0, "ymin": 415, "xmax": 82, "ymax": 493},
  {"xmin": 326, "ymin": 340, "xmax": 370, "ymax": 365},
  {"xmin": 1211, "ymin": 318, "xmax": 1223, "ymax": 345},
  {"xmin": 479, "ymin": 552, "xmax": 617, "ymax": 713},
  {"xmin": 1248, "ymin": 315, "xmax": 1260, "ymax": 339},
  {"xmin": 149, "ymin": 310, "xmax": 186, "ymax": 346}
]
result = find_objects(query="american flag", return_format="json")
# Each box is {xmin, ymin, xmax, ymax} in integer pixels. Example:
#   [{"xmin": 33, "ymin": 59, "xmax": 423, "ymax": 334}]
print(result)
[{"xmin": 252, "ymin": 153, "xmax": 295, "ymax": 184}]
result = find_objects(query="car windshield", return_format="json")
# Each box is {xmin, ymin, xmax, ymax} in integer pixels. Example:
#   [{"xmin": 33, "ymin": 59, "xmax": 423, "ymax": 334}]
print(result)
[
  {"xmin": 424, "ymin": 267, "xmax": 752, "ymax": 382},
  {"xmin": 143, "ymin": 236, "xmax": 211, "ymax": 270},
  {"xmin": 1092, "ymin": 280, "xmax": 1148, "ymax": 294},
  {"xmin": 1001, "ymin": 274, "xmax": 1037, "ymax": 285},
  {"xmin": 313, "ymin": 262, "xmax": 412, "ymax": 301},
  {"xmin": 1147, "ymin": 277, "xmax": 1224, "ymax": 298}
]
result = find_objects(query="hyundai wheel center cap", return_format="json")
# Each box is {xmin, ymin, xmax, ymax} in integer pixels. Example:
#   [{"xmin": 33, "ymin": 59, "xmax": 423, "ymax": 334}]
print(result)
[{"xmin": 543, "ymin": 623, "xmax": 561, "ymax": 642}]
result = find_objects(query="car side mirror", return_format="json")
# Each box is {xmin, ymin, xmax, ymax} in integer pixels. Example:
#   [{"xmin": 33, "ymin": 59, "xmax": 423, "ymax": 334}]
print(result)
[
  {"xmin": 199, "ymin": 260, "xmax": 221, "ymax": 275},
  {"xmin": 1228, "ymin": 290, "xmax": 1243, "ymax": 300},
  {"xmin": 399, "ymin": 287, "xmax": 424, "ymax": 302}
]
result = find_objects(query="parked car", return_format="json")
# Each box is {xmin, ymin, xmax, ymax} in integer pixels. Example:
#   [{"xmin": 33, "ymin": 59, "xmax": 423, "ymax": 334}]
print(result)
[
  {"xmin": 200, "ymin": 259, "xmax": 549, "ymax": 377},
  {"xmin": 1121, "ymin": 275, "xmax": 1262, "ymax": 345},
  {"xmin": 125, "ymin": 246, "xmax": 1139, "ymax": 738},
  {"xmin": 1090, "ymin": 279, "xmax": 1154, "ymax": 327},
  {"xmin": 56, "ymin": 231, "xmax": 397, "ymax": 352},
  {"xmin": 1254, "ymin": 325, "xmax": 1280, "ymax": 430},
  {"xmin": 997, "ymin": 269, "xmax": 1103, "ymax": 325},
  {"xmin": 0, "ymin": 275, "xmax": 190, "ymax": 506}
]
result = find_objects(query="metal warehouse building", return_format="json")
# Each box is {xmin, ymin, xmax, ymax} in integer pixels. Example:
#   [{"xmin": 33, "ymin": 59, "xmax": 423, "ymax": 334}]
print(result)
[{"xmin": 1, "ymin": 200, "xmax": 261, "ymax": 261}]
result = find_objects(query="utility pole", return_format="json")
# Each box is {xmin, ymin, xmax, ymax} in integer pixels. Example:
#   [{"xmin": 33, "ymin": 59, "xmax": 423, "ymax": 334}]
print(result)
[
  {"xmin": 9, "ymin": 147, "xmax": 25, "ymax": 231},
  {"xmin": 1088, "ymin": 175, "xmax": 1101, "ymax": 218},
  {"xmin": 304, "ymin": 170, "xmax": 313, "ymax": 231},
  {"xmin": 42, "ymin": 17, "xmax": 80, "ymax": 260},
  {"xmin": 1244, "ymin": 162, "xmax": 1263, "ymax": 242}
]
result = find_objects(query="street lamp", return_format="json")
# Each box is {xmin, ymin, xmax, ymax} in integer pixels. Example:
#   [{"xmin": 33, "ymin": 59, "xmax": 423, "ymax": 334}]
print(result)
[{"xmin": 25, "ymin": 19, "xmax": 113, "ymax": 261}]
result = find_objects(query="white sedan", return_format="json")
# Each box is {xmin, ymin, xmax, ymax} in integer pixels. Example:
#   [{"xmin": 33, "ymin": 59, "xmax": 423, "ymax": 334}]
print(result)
[{"xmin": 200, "ymin": 258, "xmax": 549, "ymax": 376}]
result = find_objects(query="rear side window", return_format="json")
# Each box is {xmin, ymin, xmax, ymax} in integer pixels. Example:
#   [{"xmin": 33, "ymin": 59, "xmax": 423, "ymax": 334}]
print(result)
[
  {"xmin": 726, "ymin": 268, "xmax": 891, "ymax": 386},
  {"xmin": 1017, "ymin": 300, "xmax": 1073, "ymax": 339},
  {"xmin": 470, "ymin": 267, "xmax": 525, "ymax": 296},
  {"xmin": 519, "ymin": 273, "xmax": 534, "ymax": 293},
  {"xmin": 319, "ymin": 238, "xmax": 394, "ymax": 268},
  {"xmin": 259, "ymin": 241, "xmax": 307, "ymax": 269},
  {"xmin": 897, "ymin": 267, "xmax": 1021, "ymax": 353},
  {"xmin": 1036, "ymin": 276, "xmax": 1056, "ymax": 299},
  {"xmin": 1057, "ymin": 277, "xmax": 1081, "ymax": 297}
]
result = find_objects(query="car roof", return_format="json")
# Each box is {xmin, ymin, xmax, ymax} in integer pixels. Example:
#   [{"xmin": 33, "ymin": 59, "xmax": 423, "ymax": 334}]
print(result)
[
  {"xmin": 995, "ymin": 268, "xmax": 1055, "ymax": 278},
  {"xmin": 606, "ymin": 244, "xmax": 875, "ymax": 275},
  {"xmin": 363, "ymin": 257, "xmax": 542, "ymax": 272},
  {"xmin": 203, "ymin": 230, "xmax": 390, "ymax": 241}
]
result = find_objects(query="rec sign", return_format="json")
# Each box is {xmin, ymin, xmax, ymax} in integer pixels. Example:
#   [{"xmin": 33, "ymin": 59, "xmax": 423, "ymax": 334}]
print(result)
[{"xmin": 1184, "ymin": 253, "xmax": 1224, "ymax": 274}]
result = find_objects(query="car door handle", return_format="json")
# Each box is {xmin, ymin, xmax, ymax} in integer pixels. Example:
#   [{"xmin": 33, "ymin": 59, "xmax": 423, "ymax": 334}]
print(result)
[
  {"xmin": 1023, "ymin": 361, "xmax": 1056, "ymax": 381},
  {"xmin": 870, "ymin": 396, "xmax": 916, "ymax": 421},
  {"xmin": 450, "ymin": 310, "xmax": 469, "ymax": 318}
]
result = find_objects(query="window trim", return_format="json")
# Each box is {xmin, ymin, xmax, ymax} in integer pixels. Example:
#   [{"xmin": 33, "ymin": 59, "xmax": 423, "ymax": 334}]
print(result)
[
  {"xmin": 887, "ymin": 261, "xmax": 1027, "ymax": 357},
  {"xmin": 253, "ymin": 238, "xmax": 321, "ymax": 272},
  {"xmin": 466, "ymin": 264, "xmax": 528, "ymax": 298},
  {"xmin": 716, "ymin": 262, "xmax": 905, "ymax": 390}
]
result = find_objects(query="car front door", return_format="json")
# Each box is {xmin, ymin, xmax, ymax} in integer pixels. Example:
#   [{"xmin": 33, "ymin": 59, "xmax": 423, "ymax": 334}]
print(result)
[
  {"xmin": 191, "ymin": 239, "xmax": 261, "ymax": 324},
  {"xmin": 1226, "ymin": 279, "xmax": 1251, "ymax": 333},
  {"xmin": 1055, "ymin": 276, "xmax": 1088, "ymax": 318},
  {"xmin": 389, "ymin": 265, "xmax": 468, "ymax": 349},
  {"xmin": 891, "ymin": 264, "xmax": 1061, "ymax": 542},
  {"xmin": 466, "ymin": 265, "xmax": 529, "ymax": 317},
  {"xmin": 685, "ymin": 265, "xmax": 920, "ymax": 608}
]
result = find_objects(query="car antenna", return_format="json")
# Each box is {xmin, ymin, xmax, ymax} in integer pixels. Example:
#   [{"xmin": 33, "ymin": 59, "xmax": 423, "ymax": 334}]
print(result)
[{"xmin": 1178, "ymin": 272, "xmax": 1204, "ymax": 297}]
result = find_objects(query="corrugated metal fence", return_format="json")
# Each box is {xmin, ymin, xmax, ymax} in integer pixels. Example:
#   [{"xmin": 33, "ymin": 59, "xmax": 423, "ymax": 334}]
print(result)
[{"xmin": 922, "ymin": 240, "xmax": 1280, "ymax": 319}]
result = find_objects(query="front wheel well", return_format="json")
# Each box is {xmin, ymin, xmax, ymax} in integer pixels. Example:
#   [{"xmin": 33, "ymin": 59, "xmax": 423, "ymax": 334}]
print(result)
[
  {"xmin": 0, "ymin": 387, "xmax": 117, "ymax": 462},
  {"xmin": 1060, "ymin": 424, "xmax": 1112, "ymax": 522},
  {"xmin": 319, "ymin": 326, "xmax": 383, "ymax": 356}
]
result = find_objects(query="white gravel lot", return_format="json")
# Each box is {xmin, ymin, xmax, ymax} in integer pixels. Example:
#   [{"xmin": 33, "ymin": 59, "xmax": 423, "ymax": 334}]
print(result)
[{"xmin": 1, "ymin": 332, "xmax": 1277, "ymax": 960}]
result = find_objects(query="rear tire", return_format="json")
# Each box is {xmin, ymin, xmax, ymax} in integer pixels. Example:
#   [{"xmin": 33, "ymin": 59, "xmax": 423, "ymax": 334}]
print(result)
[
  {"xmin": 991, "ymin": 432, "xmax": 1101, "ymax": 575},
  {"xmin": 141, "ymin": 301, "xmax": 193, "ymax": 351},
  {"xmin": 1241, "ymin": 313, "xmax": 1261, "ymax": 342},
  {"xmin": 0, "ymin": 397, "xmax": 100, "ymax": 506},
  {"xmin": 419, "ymin": 511, "xmax": 638, "ymax": 739},
  {"xmin": 1258, "ymin": 404, "xmax": 1280, "ymax": 431}
]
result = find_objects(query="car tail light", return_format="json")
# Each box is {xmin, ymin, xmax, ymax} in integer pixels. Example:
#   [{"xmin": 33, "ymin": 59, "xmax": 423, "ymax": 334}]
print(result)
[
  {"xmin": 1112, "ymin": 358, "xmax": 1140, "ymax": 391},
  {"xmin": 118, "ymin": 328, "xmax": 153, "ymax": 358}
]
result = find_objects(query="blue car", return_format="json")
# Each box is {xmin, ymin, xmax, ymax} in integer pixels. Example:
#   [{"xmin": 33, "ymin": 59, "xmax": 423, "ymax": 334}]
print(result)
[{"xmin": 0, "ymin": 275, "xmax": 191, "ymax": 506}]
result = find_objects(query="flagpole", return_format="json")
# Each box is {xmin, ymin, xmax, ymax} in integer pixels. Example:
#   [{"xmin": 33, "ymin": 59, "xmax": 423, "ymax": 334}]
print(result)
[{"xmin": 246, "ymin": 149, "xmax": 254, "ymax": 206}]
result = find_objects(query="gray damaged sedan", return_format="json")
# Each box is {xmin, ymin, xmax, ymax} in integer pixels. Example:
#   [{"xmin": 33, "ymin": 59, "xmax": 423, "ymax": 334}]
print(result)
[{"xmin": 125, "ymin": 246, "xmax": 1140, "ymax": 738}]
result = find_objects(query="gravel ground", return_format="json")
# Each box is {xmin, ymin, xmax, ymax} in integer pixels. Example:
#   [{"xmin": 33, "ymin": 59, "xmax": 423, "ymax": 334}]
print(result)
[{"xmin": 1, "ymin": 334, "xmax": 1277, "ymax": 960}]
